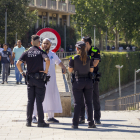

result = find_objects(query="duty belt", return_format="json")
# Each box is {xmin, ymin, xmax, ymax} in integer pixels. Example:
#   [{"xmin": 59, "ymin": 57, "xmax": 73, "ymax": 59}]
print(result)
[{"xmin": 28, "ymin": 72, "xmax": 44, "ymax": 80}]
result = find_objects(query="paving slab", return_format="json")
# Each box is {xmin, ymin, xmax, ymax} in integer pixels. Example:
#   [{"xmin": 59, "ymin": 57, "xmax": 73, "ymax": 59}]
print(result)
[{"xmin": 0, "ymin": 68, "xmax": 140, "ymax": 140}]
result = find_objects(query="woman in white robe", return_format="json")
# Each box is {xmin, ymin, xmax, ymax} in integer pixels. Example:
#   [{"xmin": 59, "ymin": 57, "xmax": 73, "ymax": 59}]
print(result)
[{"xmin": 32, "ymin": 38, "xmax": 66, "ymax": 123}]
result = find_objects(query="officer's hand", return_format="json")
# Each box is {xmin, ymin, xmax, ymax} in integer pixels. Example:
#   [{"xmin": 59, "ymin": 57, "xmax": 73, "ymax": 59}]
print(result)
[
  {"xmin": 40, "ymin": 71, "xmax": 48, "ymax": 74},
  {"xmin": 62, "ymin": 67, "xmax": 66, "ymax": 74}
]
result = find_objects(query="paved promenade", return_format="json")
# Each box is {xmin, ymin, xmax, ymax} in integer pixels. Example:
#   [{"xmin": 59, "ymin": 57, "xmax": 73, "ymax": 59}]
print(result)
[{"xmin": 0, "ymin": 68, "xmax": 140, "ymax": 140}]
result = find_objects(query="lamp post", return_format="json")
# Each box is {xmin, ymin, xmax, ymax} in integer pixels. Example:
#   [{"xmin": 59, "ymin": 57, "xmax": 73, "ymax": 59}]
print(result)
[
  {"xmin": 134, "ymin": 69, "xmax": 140, "ymax": 94},
  {"xmin": 5, "ymin": 8, "xmax": 7, "ymax": 44},
  {"xmin": 64, "ymin": 21, "xmax": 66, "ymax": 51},
  {"xmin": 115, "ymin": 65, "xmax": 123, "ymax": 97},
  {"xmin": 93, "ymin": 25, "xmax": 96, "ymax": 47}
]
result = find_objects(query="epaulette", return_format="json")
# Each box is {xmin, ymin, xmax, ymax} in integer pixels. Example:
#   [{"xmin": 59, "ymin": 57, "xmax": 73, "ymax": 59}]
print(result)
[
  {"xmin": 71, "ymin": 54, "xmax": 79, "ymax": 60},
  {"xmin": 91, "ymin": 47, "xmax": 97, "ymax": 52}
]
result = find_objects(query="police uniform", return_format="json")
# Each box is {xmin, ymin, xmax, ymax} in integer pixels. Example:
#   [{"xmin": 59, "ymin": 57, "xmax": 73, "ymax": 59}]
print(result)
[
  {"xmin": 69, "ymin": 41, "xmax": 96, "ymax": 128},
  {"xmin": 19, "ymin": 46, "xmax": 49, "ymax": 127},
  {"xmin": 80, "ymin": 46, "xmax": 101, "ymax": 124}
]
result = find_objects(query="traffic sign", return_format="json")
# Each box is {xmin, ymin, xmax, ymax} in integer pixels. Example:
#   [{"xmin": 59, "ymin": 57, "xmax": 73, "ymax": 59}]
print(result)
[{"xmin": 36, "ymin": 28, "xmax": 61, "ymax": 52}]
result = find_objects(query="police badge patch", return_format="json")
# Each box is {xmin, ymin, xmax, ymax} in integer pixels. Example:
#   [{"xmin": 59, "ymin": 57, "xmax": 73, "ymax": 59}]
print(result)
[{"xmin": 91, "ymin": 53, "xmax": 94, "ymax": 56}]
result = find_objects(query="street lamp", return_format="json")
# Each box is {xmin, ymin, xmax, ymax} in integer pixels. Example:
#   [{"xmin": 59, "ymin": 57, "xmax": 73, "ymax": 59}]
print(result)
[
  {"xmin": 115, "ymin": 65, "xmax": 123, "ymax": 97},
  {"xmin": 134, "ymin": 69, "xmax": 140, "ymax": 94},
  {"xmin": 93, "ymin": 25, "xmax": 96, "ymax": 48},
  {"xmin": 80, "ymin": 22, "xmax": 84, "ymax": 39},
  {"xmin": 5, "ymin": 8, "xmax": 7, "ymax": 44},
  {"xmin": 64, "ymin": 20, "xmax": 66, "ymax": 51}
]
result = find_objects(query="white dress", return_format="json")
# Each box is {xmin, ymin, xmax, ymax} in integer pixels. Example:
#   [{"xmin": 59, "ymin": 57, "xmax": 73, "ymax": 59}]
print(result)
[{"xmin": 33, "ymin": 51, "xmax": 62, "ymax": 116}]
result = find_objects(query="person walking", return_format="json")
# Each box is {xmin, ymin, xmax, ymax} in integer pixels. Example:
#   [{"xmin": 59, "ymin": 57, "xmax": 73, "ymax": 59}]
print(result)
[
  {"xmin": 12, "ymin": 40, "xmax": 25, "ymax": 84},
  {"xmin": 16, "ymin": 35, "xmax": 50, "ymax": 127},
  {"xmin": 79, "ymin": 36, "xmax": 101, "ymax": 124},
  {"xmin": 32, "ymin": 38, "xmax": 66, "ymax": 123},
  {"xmin": 0, "ymin": 44, "xmax": 12, "ymax": 84},
  {"xmin": 68, "ymin": 41, "xmax": 96, "ymax": 129}
]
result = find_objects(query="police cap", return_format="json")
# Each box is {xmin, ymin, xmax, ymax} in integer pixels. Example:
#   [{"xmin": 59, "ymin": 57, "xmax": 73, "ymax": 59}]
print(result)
[{"xmin": 75, "ymin": 41, "xmax": 85, "ymax": 49}]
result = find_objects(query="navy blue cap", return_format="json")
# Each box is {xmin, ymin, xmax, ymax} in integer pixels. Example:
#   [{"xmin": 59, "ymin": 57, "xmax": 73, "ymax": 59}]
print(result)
[{"xmin": 75, "ymin": 41, "xmax": 85, "ymax": 48}]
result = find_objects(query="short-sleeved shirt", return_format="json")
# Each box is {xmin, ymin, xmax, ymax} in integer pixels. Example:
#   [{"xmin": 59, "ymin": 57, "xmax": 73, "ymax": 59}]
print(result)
[
  {"xmin": 0, "ymin": 50, "xmax": 11, "ymax": 64},
  {"xmin": 87, "ymin": 46, "xmax": 101, "ymax": 73},
  {"xmin": 19, "ymin": 46, "xmax": 49, "ymax": 74},
  {"xmin": 69, "ymin": 55, "xmax": 94, "ymax": 75},
  {"xmin": 13, "ymin": 46, "xmax": 25, "ymax": 61}
]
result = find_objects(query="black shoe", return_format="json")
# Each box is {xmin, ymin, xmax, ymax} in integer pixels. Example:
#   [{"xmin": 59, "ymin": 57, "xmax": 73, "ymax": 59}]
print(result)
[
  {"xmin": 47, "ymin": 118, "xmax": 59, "ymax": 123},
  {"xmin": 1, "ymin": 82, "xmax": 4, "ymax": 84},
  {"xmin": 16, "ymin": 81, "xmax": 19, "ymax": 84},
  {"xmin": 32, "ymin": 116, "xmax": 38, "ymax": 124},
  {"xmin": 19, "ymin": 82, "xmax": 22, "ymax": 84},
  {"xmin": 26, "ymin": 122, "xmax": 31, "ymax": 127},
  {"xmin": 38, "ymin": 122, "xmax": 49, "ymax": 127},
  {"xmin": 79, "ymin": 119, "xmax": 85, "ymax": 124},
  {"xmin": 95, "ymin": 120, "xmax": 101, "ymax": 124},
  {"xmin": 71, "ymin": 125, "xmax": 78, "ymax": 129},
  {"xmin": 88, "ymin": 124, "xmax": 96, "ymax": 128}
]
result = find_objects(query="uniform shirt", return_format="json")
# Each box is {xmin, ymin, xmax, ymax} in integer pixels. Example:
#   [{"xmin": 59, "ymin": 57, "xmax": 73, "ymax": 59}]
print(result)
[
  {"xmin": 13, "ymin": 46, "xmax": 25, "ymax": 61},
  {"xmin": 19, "ymin": 46, "xmax": 48, "ymax": 74},
  {"xmin": 87, "ymin": 46, "xmax": 101, "ymax": 73},
  {"xmin": 69, "ymin": 55, "xmax": 94, "ymax": 75},
  {"xmin": 0, "ymin": 50, "xmax": 11, "ymax": 64}
]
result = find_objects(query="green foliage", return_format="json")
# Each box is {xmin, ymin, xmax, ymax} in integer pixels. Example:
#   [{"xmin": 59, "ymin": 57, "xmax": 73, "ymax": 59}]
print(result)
[
  {"xmin": 99, "ymin": 51, "xmax": 140, "ymax": 95},
  {"xmin": 66, "ymin": 51, "xmax": 140, "ymax": 95},
  {"xmin": 71, "ymin": 0, "xmax": 140, "ymax": 48},
  {"xmin": 0, "ymin": 0, "xmax": 38, "ymax": 44}
]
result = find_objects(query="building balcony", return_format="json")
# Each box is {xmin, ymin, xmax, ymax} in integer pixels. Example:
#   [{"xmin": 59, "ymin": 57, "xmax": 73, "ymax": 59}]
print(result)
[{"xmin": 29, "ymin": 0, "xmax": 75, "ymax": 14}]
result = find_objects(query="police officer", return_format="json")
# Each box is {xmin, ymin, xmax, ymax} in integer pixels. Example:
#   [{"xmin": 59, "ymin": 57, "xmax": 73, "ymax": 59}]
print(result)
[
  {"xmin": 68, "ymin": 41, "xmax": 96, "ymax": 129},
  {"xmin": 79, "ymin": 36, "xmax": 101, "ymax": 124},
  {"xmin": 16, "ymin": 35, "xmax": 50, "ymax": 127}
]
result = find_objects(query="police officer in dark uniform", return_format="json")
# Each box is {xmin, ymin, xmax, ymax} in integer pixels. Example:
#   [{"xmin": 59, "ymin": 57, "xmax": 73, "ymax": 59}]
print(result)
[
  {"xmin": 68, "ymin": 41, "xmax": 96, "ymax": 129},
  {"xmin": 16, "ymin": 35, "xmax": 50, "ymax": 127},
  {"xmin": 79, "ymin": 36, "xmax": 101, "ymax": 124}
]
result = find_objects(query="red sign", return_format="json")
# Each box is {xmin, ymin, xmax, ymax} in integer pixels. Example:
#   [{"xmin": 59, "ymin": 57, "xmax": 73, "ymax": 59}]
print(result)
[{"xmin": 36, "ymin": 28, "xmax": 61, "ymax": 53}]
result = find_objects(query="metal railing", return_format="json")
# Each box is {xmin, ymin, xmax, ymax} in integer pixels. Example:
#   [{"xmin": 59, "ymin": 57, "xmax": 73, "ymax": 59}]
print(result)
[
  {"xmin": 56, "ymin": 52, "xmax": 76, "ymax": 59},
  {"xmin": 48, "ymin": 0, "xmax": 56, "ymax": 9},
  {"xmin": 36, "ymin": 0, "xmax": 46, "ymax": 7},
  {"xmin": 68, "ymin": 4, "xmax": 75, "ymax": 13},
  {"xmin": 58, "ymin": 2, "xmax": 67, "ymax": 11},
  {"xmin": 105, "ymin": 93, "xmax": 140, "ymax": 111},
  {"xmin": 29, "ymin": 0, "xmax": 75, "ymax": 13}
]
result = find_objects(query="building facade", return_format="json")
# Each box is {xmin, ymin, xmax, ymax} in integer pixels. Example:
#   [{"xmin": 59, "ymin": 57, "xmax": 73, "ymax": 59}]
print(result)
[{"xmin": 29, "ymin": 0, "xmax": 75, "ymax": 28}]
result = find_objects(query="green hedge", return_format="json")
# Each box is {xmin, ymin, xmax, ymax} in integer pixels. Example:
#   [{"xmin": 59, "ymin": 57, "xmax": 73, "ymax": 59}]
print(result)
[
  {"xmin": 98, "ymin": 51, "xmax": 140, "ymax": 95},
  {"xmin": 65, "ymin": 51, "xmax": 140, "ymax": 95}
]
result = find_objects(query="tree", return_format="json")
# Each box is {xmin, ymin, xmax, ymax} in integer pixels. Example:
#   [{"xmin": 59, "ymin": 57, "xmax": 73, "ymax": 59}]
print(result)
[{"xmin": 0, "ymin": 0, "xmax": 38, "ymax": 45}]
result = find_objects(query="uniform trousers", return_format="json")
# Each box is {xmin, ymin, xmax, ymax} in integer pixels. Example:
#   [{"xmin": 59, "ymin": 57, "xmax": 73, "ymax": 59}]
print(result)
[
  {"xmin": 72, "ymin": 78, "xmax": 94, "ymax": 126},
  {"xmin": 1, "ymin": 63, "xmax": 10, "ymax": 82},
  {"xmin": 27, "ymin": 77, "xmax": 46, "ymax": 123},
  {"xmin": 80, "ymin": 81, "xmax": 101, "ymax": 121}
]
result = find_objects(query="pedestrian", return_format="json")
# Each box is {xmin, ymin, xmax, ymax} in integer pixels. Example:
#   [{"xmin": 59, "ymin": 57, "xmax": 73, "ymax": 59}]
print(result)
[
  {"xmin": 16, "ymin": 35, "xmax": 50, "ymax": 127},
  {"xmin": 32, "ymin": 38, "xmax": 66, "ymax": 124},
  {"xmin": 12, "ymin": 40, "xmax": 25, "ymax": 84},
  {"xmin": 68, "ymin": 41, "xmax": 96, "ymax": 129},
  {"xmin": 111, "ymin": 45, "xmax": 115, "ymax": 50},
  {"xmin": 0, "ymin": 44, "xmax": 12, "ymax": 84},
  {"xmin": 79, "ymin": 36, "xmax": 101, "ymax": 124}
]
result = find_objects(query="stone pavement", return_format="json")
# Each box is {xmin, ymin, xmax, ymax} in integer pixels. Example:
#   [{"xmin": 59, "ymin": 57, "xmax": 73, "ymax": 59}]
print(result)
[{"xmin": 0, "ymin": 68, "xmax": 140, "ymax": 140}]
